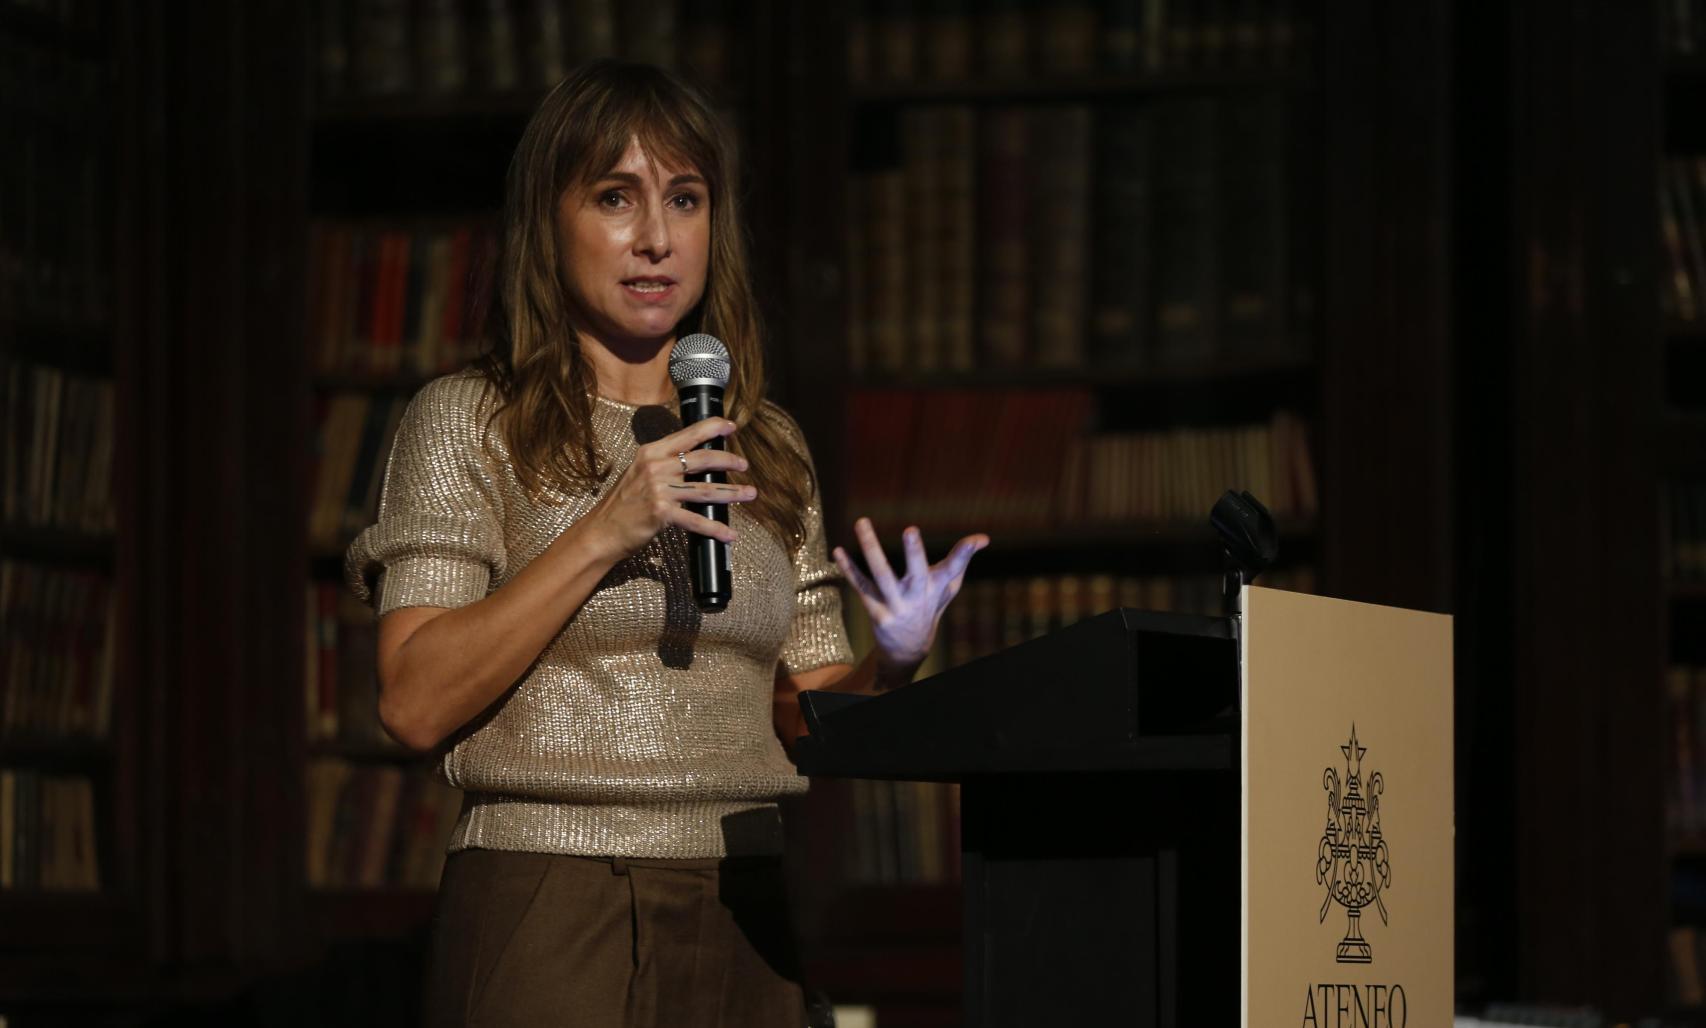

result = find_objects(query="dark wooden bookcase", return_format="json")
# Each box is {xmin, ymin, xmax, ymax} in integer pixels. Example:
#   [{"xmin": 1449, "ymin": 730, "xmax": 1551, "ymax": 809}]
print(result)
[
  {"xmin": 0, "ymin": 0, "xmax": 151, "ymax": 1004},
  {"xmin": 1659, "ymin": 0, "xmax": 1706, "ymax": 1012},
  {"xmin": 770, "ymin": 2, "xmax": 1456, "ymax": 1023},
  {"xmin": 0, "ymin": 0, "xmax": 1468, "ymax": 1023}
]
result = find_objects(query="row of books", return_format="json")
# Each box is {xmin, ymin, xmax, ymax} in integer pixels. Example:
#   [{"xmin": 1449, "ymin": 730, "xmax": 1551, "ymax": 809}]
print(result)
[
  {"xmin": 1665, "ymin": 0, "xmax": 1706, "ymax": 60},
  {"xmin": 309, "ymin": 392, "xmax": 408, "ymax": 550},
  {"xmin": 306, "ymin": 582, "xmax": 391, "ymax": 747},
  {"xmin": 1061, "ymin": 410, "xmax": 1318, "ymax": 524},
  {"xmin": 934, "ymin": 566, "xmax": 1318, "ymax": 666},
  {"xmin": 1660, "ymin": 159, "xmax": 1706, "ymax": 325},
  {"xmin": 844, "ymin": 779, "xmax": 960, "ymax": 885},
  {"xmin": 0, "ymin": 769, "xmax": 99, "ymax": 891},
  {"xmin": 1673, "ymin": 923, "xmax": 1706, "ymax": 1007},
  {"xmin": 306, "ymin": 757, "xmax": 464, "ymax": 889},
  {"xmin": 846, "ymin": 389, "xmax": 1316, "ymax": 531},
  {"xmin": 1, "ymin": 560, "xmax": 114, "ymax": 742},
  {"xmin": 306, "ymin": 221, "xmax": 496, "ymax": 380},
  {"xmin": 1, "ymin": 362, "xmax": 115, "ymax": 535},
  {"xmin": 1672, "ymin": 480, "xmax": 1706, "ymax": 582},
  {"xmin": 847, "ymin": 97, "xmax": 1302, "ymax": 376},
  {"xmin": 0, "ymin": 26, "xmax": 112, "ymax": 331},
  {"xmin": 1667, "ymin": 665, "xmax": 1706, "ymax": 838},
  {"xmin": 315, "ymin": 0, "xmax": 736, "ymax": 101},
  {"xmin": 847, "ymin": 0, "xmax": 1313, "ymax": 84},
  {"xmin": 847, "ymin": 388, "xmax": 1092, "ymax": 530}
]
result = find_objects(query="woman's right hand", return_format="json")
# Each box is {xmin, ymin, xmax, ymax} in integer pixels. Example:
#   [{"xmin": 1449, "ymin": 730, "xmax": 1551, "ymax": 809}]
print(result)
[{"xmin": 583, "ymin": 416, "xmax": 754, "ymax": 560}]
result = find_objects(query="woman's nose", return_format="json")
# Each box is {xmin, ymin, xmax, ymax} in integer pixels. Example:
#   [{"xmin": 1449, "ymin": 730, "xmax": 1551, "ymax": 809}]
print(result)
[{"xmin": 634, "ymin": 200, "xmax": 671, "ymax": 258}]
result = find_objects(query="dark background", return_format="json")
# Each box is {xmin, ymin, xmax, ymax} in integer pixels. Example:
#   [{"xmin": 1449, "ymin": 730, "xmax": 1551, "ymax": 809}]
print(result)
[{"xmin": 0, "ymin": 0, "xmax": 1695, "ymax": 1024}]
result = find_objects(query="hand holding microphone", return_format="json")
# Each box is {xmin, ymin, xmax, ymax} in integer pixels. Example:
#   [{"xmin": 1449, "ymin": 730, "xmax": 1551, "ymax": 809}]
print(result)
[{"xmin": 583, "ymin": 415, "xmax": 752, "ymax": 560}]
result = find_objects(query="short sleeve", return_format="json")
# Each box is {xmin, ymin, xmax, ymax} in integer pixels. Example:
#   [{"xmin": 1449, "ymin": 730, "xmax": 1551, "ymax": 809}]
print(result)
[
  {"xmin": 344, "ymin": 372, "xmax": 506, "ymax": 617},
  {"xmin": 771, "ymin": 405, "xmax": 856, "ymax": 676}
]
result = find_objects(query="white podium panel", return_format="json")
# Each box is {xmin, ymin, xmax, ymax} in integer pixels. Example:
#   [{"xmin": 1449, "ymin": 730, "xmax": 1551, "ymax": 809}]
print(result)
[{"xmin": 1241, "ymin": 585, "xmax": 1454, "ymax": 1028}]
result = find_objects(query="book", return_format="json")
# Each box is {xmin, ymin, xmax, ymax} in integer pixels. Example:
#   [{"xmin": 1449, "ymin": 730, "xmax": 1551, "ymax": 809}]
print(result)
[
  {"xmin": 1029, "ymin": 105, "xmax": 1093, "ymax": 369},
  {"xmin": 979, "ymin": 107, "xmax": 1031, "ymax": 368},
  {"xmin": 1089, "ymin": 106, "xmax": 1155, "ymax": 370},
  {"xmin": 1218, "ymin": 93, "xmax": 1290, "ymax": 359},
  {"xmin": 1151, "ymin": 97, "xmax": 1220, "ymax": 365}
]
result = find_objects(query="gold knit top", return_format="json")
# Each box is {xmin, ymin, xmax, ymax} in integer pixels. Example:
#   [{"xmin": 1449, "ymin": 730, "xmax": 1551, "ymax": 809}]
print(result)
[{"xmin": 344, "ymin": 369, "xmax": 854, "ymax": 859}]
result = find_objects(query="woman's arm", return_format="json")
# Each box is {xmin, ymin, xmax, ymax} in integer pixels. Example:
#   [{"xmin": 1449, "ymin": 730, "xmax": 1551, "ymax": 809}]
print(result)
[
  {"xmin": 376, "ymin": 516, "xmax": 627, "ymax": 753},
  {"xmin": 376, "ymin": 415, "xmax": 749, "ymax": 753}
]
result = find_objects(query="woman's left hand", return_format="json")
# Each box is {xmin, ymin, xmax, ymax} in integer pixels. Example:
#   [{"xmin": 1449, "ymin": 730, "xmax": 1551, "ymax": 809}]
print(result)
[{"xmin": 833, "ymin": 517, "xmax": 990, "ymax": 680}]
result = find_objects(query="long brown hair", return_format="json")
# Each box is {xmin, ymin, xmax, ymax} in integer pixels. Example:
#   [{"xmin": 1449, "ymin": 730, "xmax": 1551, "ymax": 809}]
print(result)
[{"xmin": 473, "ymin": 59, "xmax": 812, "ymax": 551}]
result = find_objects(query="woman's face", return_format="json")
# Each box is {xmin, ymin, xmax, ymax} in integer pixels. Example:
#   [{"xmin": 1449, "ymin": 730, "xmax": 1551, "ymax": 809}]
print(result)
[{"xmin": 557, "ymin": 136, "xmax": 711, "ymax": 354}]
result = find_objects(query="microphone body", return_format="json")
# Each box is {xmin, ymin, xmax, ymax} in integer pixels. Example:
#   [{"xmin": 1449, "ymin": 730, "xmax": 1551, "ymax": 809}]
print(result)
[
  {"xmin": 670, "ymin": 334, "xmax": 734, "ymax": 612},
  {"xmin": 678, "ymin": 382, "xmax": 731, "ymax": 611}
]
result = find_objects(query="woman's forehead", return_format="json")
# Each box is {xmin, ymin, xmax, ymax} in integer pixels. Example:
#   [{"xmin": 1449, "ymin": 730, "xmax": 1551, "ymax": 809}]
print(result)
[{"xmin": 604, "ymin": 135, "xmax": 700, "ymax": 183}]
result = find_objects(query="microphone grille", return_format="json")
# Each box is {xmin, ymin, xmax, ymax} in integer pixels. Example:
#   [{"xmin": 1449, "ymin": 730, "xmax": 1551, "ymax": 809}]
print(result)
[{"xmin": 669, "ymin": 333, "xmax": 731, "ymax": 387}]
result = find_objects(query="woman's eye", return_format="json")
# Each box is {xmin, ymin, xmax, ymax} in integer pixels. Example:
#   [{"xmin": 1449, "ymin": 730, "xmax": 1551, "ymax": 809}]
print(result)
[
  {"xmin": 670, "ymin": 193, "xmax": 701, "ymax": 210},
  {"xmin": 600, "ymin": 190, "xmax": 626, "ymax": 207}
]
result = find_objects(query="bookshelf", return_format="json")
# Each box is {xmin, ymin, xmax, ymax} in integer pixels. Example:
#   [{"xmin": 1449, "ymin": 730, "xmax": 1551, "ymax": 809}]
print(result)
[
  {"xmin": 768, "ymin": 2, "xmax": 1341, "ymax": 1022},
  {"xmin": 0, "ymin": 0, "xmax": 141, "ymax": 993},
  {"xmin": 1662, "ymin": 0, "xmax": 1706, "ymax": 1008}
]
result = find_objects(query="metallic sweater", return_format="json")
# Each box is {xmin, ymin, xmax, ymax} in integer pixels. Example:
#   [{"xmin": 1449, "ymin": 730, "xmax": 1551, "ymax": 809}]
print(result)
[{"xmin": 345, "ymin": 369, "xmax": 854, "ymax": 859}]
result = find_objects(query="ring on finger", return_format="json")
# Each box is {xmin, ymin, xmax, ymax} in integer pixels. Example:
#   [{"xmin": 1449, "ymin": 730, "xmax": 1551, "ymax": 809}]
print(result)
[{"xmin": 676, "ymin": 451, "xmax": 689, "ymax": 475}]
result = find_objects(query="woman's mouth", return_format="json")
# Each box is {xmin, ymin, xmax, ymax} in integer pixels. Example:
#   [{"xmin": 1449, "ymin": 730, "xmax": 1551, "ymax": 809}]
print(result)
[{"xmin": 623, "ymin": 278, "xmax": 676, "ymax": 301}]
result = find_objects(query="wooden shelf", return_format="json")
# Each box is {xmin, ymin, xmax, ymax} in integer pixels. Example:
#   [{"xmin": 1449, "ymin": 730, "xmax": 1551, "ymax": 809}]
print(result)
[
  {"xmin": 0, "ymin": 737, "xmax": 112, "ymax": 769},
  {"xmin": 314, "ymin": 82, "xmax": 747, "ymax": 127},
  {"xmin": 0, "ymin": 890, "xmax": 133, "ymax": 950},
  {"xmin": 313, "ymin": 89, "xmax": 550, "ymax": 126},
  {"xmin": 851, "ymin": 68, "xmax": 1314, "ymax": 105},
  {"xmin": 0, "ymin": 316, "xmax": 113, "ymax": 376},
  {"xmin": 312, "ymin": 371, "xmax": 437, "ymax": 395},
  {"xmin": 855, "ymin": 519, "xmax": 1317, "ymax": 553},
  {"xmin": 850, "ymin": 353, "xmax": 1316, "ymax": 392},
  {"xmin": 307, "ymin": 739, "xmax": 428, "ymax": 763},
  {"xmin": 306, "ymin": 888, "xmax": 438, "ymax": 940},
  {"xmin": 0, "ymin": 525, "xmax": 115, "ymax": 566}
]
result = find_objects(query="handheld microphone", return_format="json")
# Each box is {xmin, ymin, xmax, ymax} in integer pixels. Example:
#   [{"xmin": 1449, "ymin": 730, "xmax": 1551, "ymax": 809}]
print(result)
[{"xmin": 669, "ymin": 333, "xmax": 733, "ymax": 612}]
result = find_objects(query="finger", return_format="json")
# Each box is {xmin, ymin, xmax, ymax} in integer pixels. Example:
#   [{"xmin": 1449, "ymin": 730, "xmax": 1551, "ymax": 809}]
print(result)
[
  {"xmin": 901, "ymin": 525, "xmax": 928, "ymax": 581},
  {"xmin": 931, "ymin": 533, "xmax": 989, "ymax": 588},
  {"xmin": 854, "ymin": 517, "xmax": 901, "ymax": 599},
  {"xmin": 833, "ymin": 546, "xmax": 891, "ymax": 619},
  {"xmin": 666, "ymin": 481, "xmax": 757, "ymax": 503},
  {"xmin": 679, "ymin": 448, "xmax": 749, "ymax": 477},
  {"xmin": 656, "ymin": 416, "xmax": 737, "ymax": 455},
  {"xmin": 669, "ymin": 507, "xmax": 739, "ymax": 543}
]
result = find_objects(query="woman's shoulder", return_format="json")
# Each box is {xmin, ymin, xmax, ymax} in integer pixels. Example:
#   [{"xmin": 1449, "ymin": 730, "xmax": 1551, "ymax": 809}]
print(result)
[
  {"xmin": 755, "ymin": 398, "xmax": 808, "ymax": 452},
  {"xmin": 404, "ymin": 367, "xmax": 503, "ymax": 431}
]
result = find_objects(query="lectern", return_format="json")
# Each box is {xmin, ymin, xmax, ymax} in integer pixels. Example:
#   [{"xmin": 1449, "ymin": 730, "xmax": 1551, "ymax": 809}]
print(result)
[{"xmin": 795, "ymin": 585, "xmax": 1453, "ymax": 1028}]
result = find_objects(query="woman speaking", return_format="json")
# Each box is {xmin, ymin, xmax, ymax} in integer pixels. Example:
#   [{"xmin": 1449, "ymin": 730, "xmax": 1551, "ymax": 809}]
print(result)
[{"xmin": 345, "ymin": 59, "xmax": 987, "ymax": 1026}]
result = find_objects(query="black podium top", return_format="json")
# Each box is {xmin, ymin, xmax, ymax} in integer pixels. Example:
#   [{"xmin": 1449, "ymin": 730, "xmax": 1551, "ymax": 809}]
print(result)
[{"xmin": 793, "ymin": 608, "xmax": 1240, "ymax": 782}]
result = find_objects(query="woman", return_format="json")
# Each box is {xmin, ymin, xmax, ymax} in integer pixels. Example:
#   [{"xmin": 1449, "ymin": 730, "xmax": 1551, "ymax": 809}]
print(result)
[{"xmin": 345, "ymin": 59, "xmax": 987, "ymax": 1027}]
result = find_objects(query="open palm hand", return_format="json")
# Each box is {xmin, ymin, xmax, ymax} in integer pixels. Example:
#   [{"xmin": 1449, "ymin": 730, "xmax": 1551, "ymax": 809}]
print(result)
[{"xmin": 832, "ymin": 517, "xmax": 990, "ymax": 676}]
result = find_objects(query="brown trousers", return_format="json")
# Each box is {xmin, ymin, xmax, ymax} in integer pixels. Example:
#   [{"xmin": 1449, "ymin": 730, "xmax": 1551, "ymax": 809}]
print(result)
[{"xmin": 422, "ymin": 848, "xmax": 807, "ymax": 1028}]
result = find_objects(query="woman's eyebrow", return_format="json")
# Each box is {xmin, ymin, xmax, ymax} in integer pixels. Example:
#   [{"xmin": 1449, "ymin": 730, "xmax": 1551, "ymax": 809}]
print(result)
[{"xmin": 597, "ymin": 171, "xmax": 707, "ymax": 187}]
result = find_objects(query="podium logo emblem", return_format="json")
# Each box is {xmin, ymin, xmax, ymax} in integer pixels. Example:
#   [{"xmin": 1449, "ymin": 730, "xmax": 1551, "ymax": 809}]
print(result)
[{"xmin": 1316, "ymin": 724, "xmax": 1391, "ymax": 963}]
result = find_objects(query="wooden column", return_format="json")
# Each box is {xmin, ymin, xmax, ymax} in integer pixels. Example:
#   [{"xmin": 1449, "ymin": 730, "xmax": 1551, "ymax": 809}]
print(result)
[{"xmin": 1506, "ymin": 0, "xmax": 1666, "ymax": 1012}]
